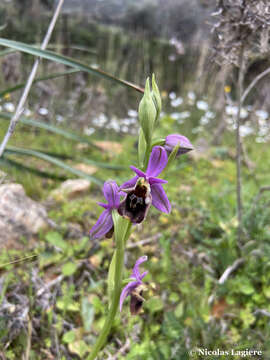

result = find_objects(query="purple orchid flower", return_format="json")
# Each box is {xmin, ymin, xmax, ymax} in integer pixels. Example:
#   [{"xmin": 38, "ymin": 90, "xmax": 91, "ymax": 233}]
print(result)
[
  {"xmin": 120, "ymin": 255, "xmax": 148, "ymax": 315},
  {"xmin": 120, "ymin": 146, "xmax": 171, "ymax": 216},
  {"xmin": 165, "ymin": 134, "xmax": 193, "ymax": 156},
  {"xmin": 90, "ymin": 180, "xmax": 121, "ymax": 239}
]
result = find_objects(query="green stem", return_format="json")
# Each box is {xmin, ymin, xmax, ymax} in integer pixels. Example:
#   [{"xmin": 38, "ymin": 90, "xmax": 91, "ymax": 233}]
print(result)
[{"xmin": 87, "ymin": 219, "xmax": 132, "ymax": 360}]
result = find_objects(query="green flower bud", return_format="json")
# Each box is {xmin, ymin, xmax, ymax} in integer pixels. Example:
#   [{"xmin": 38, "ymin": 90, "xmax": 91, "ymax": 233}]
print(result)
[
  {"xmin": 151, "ymin": 73, "xmax": 162, "ymax": 122},
  {"xmin": 138, "ymin": 77, "xmax": 157, "ymax": 146}
]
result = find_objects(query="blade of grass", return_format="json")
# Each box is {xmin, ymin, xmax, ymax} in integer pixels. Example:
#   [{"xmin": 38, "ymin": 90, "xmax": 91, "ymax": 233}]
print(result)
[
  {"xmin": 5, "ymin": 146, "xmax": 103, "ymax": 186},
  {"xmin": 0, "ymin": 38, "xmax": 144, "ymax": 93},
  {"xmin": 0, "ymin": 69, "xmax": 80, "ymax": 98},
  {"xmin": 0, "ymin": 0, "xmax": 65, "ymax": 157},
  {"xmin": 0, "ymin": 112, "xmax": 98, "ymax": 147},
  {"xmin": 0, "ymin": 156, "xmax": 68, "ymax": 181}
]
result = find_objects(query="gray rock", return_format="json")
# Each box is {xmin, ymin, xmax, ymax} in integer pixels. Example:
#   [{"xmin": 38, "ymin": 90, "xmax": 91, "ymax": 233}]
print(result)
[{"xmin": 0, "ymin": 183, "xmax": 48, "ymax": 249}]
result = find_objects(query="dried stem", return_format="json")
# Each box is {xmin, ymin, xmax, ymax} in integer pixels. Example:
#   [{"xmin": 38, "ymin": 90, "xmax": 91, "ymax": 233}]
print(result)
[
  {"xmin": 241, "ymin": 66, "xmax": 270, "ymax": 104},
  {"xmin": 236, "ymin": 47, "xmax": 245, "ymax": 243},
  {"xmin": 0, "ymin": 0, "xmax": 65, "ymax": 157}
]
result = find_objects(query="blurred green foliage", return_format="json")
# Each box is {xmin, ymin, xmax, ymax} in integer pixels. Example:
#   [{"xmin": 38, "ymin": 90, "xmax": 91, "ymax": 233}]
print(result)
[{"xmin": 0, "ymin": 111, "xmax": 270, "ymax": 358}]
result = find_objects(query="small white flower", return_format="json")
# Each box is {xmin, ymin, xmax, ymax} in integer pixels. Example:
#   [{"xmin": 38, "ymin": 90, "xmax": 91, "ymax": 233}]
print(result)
[
  {"xmin": 56, "ymin": 115, "xmax": 64, "ymax": 123},
  {"xmin": 171, "ymin": 97, "xmax": 183, "ymax": 107},
  {"xmin": 187, "ymin": 91, "xmax": 196, "ymax": 101},
  {"xmin": 225, "ymin": 105, "xmax": 238, "ymax": 116},
  {"xmin": 38, "ymin": 107, "xmax": 48, "ymax": 116},
  {"xmin": 255, "ymin": 109, "xmax": 268, "ymax": 120},
  {"xmin": 169, "ymin": 92, "xmax": 176, "ymax": 100},
  {"xmin": 128, "ymin": 109, "xmax": 138, "ymax": 117},
  {"xmin": 200, "ymin": 116, "xmax": 209, "ymax": 125},
  {"xmin": 239, "ymin": 125, "xmax": 253, "ymax": 137},
  {"xmin": 84, "ymin": 127, "xmax": 95, "ymax": 136},
  {"xmin": 23, "ymin": 109, "xmax": 32, "ymax": 117},
  {"xmin": 4, "ymin": 102, "xmax": 15, "ymax": 112},
  {"xmin": 205, "ymin": 110, "xmax": 215, "ymax": 119},
  {"xmin": 196, "ymin": 100, "xmax": 208, "ymax": 111},
  {"xmin": 178, "ymin": 111, "xmax": 190, "ymax": 119}
]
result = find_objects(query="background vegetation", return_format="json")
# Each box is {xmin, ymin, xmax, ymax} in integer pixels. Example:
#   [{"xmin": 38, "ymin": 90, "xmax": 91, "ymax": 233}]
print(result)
[{"xmin": 0, "ymin": 0, "xmax": 270, "ymax": 359}]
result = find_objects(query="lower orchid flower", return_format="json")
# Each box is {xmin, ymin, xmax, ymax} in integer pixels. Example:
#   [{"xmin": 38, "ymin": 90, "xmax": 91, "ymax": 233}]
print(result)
[
  {"xmin": 90, "ymin": 180, "xmax": 121, "ymax": 239},
  {"xmin": 119, "ymin": 146, "xmax": 171, "ymax": 223},
  {"xmin": 120, "ymin": 255, "xmax": 148, "ymax": 315}
]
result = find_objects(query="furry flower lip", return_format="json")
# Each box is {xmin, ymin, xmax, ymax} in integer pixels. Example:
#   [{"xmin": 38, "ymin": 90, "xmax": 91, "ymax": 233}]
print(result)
[
  {"xmin": 120, "ymin": 146, "xmax": 171, "ymax": 216},
  {"xmin": 165, "ymin": 134, "xmax": 194, "ymax": 156},
  {"xmin": 89, "ymin": 180, "xmax": 121, "ymax": 239},
  {"xmin": 118, "ymin": 177, "xmax": 152, "ymax": 224},
  {"xmin": 120, "ymin": 256, "xmax": 148, "ymax": 315}
]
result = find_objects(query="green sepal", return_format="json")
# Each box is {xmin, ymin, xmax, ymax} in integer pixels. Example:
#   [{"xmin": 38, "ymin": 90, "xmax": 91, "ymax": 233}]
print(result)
[
  {"xmin": 163, "ymin": 143, "xmax": 180, "ymax": 175},
  {"xmin": 151, "ymin": 138, "xmax": 165, "ymax": 147},
  {"xmin": 151, "ymin": 73, "xmax": 162, "ymax": 122},
  {"xmin": 138, "ymin": 77, "xmax": 157, "ymax": 147}
]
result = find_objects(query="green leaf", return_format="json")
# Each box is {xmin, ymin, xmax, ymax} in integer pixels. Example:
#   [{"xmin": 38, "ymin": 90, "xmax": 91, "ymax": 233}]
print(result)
[
  {"xmin": 45, "ymin": 231, "xmax": 68, "ymax": 252},
  {"xmin": 0, "ymin": 69, "xmax": 80, "ymax": 98},
  {"xmin": 81, "ymin": 297, "xmax": 95, "ymax": 332},
  {"xmin": 174, "ymin": 302, "xmax": 184, "ymax": 318},
  {"xmin": 5, "ymin": 146, "xmax": 103, "ymax": 186},
  {"xmin": 62, "ymin": 330, "xmax": 76, "ymax": 344},
  {"xmin": 0, "ymin": 112, "xmax": 96, "ymax": 147},
  {"xmin": 146, "ymin": 297, "xmax": 163, "ymax": 313},
  {"xmin": 238, "ymin": 278, "xmax": 255, "ymax": 295},
  {"xmin": 0, "ymin": 38, "xmax": 144, "ymax": 93},
  {"xmin": 62, "ymin": 262, "xmax": 77, "ymax": 276}
]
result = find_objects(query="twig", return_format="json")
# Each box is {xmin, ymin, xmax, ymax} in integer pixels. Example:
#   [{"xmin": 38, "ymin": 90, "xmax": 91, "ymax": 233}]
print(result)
[
  {"xmin": 36, "ymin": 274, "xmax": 64, "ymax": 297},
  {"xmin": 106, "ymin": 338, "xmax": 131, "ymax": 360},
  {"xmin": 235, "ymin": 47, "xmax": 245, "ymax": 244},
  {"xmin": 126, "ymin": 234, "xmax": 161, "ymax": 249},
  {"xmin": 241, "ymin": 66, "xmax": 270, "ymax": 104},
  {"xmin": 252, "ymin": 186, "xmax": 270, "ymax": 207},
  {"xmin": 0, "ymin": 0, "xmax": 65, "ymax": 157},
  {"xmin": 24, "ymin": 315, "xmax": 32, "ymax": 360},
  {"xmin": 218, "ymin": 258, "xmax": 245, "ymax": 284},
  {"xmin": 253, "ymin": 309, "xmax": 270, "ymax": 318}
]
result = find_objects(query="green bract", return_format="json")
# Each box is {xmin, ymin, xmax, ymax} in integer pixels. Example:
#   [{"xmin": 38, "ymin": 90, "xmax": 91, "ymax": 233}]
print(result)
[
  {"xmin": 138, "ymin": 78, "xmax": 157, "ymax": 147},
  {"xmin": 151, "ymin": 73, "xmax": 162, "ymax": 122}
]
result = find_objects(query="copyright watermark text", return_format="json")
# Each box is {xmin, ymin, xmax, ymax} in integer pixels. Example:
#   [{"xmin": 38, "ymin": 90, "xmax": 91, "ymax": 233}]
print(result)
[{"xmin": 189, "ymin": 348, "xmax": 262, "ymax": 357}]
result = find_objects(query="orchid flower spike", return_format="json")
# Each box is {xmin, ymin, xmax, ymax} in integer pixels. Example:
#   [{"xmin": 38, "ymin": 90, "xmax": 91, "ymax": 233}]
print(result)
[
  {"xmin": 165, "ymin": 134, "xmax": 193, "ymax": 156},
  {"xmin": 119, "ymin": 146, "xmax": 171, "ymax": 223},
  {"xmin": 120, "ymin": 255, "xmax": 148, "ymax": 315},
  {"xmin": 90, "ymin": 180, "xmax": 121, "ymax": 239}
]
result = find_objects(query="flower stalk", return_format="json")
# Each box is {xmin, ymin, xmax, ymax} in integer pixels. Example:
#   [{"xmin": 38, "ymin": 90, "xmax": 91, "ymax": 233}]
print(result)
[{"xmin": 87, "ymin": 213, "xmax": 131, "ymax": 360}]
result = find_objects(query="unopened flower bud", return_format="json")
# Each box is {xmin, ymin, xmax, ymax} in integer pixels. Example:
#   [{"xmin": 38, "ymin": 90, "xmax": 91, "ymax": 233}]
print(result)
[
  {"xmin": 151, "ymin": 74, "xmax": 162, "ymax": 122},
  {"xmin": 139, "ymin": 78, "xmax": 157, "ymax": 146}
]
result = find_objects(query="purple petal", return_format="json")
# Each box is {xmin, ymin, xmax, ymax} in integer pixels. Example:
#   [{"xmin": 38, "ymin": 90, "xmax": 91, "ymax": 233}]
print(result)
[
  {"xmin": 146, "ymin": 146, "xmax": 168, "ymax": 177},
  {"xmin": 148, "ymin": 177, "xmax": 168, "ymax": 185},
  {"xmin": 103, "ymin": 181, "xmax": 120, "ymax": 208},
  {"xmin": 140, "ymin": 271, "xmax": 148, "ymax": 280},
  {"xmin": 119, "ymin": 280, "xmax": 140, "ymax": 311},
  {"xmin": 130, "ymin": 166, "xmax": 146, "ymax": 178},
  {"xmin": 90, "ymin": 209, "xmax": 113, "ymax": 239},
  {"xmin": 97, "ymin": 202, "xmax": 109, "ymax": 209},
  {"xmin": 151, "ymin": 183, "xmax": 171, "ymax": 213},
  {"xmin": 165, "ymin": 134, "xmax": 193, "ymax": 155},
  {"xmin": 132, "ymin": 255, "xmax": 148, "ymax": 281},
  {"xmin": 120, "ymin": 176, "xmax": 138, "ymax": 190}
]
